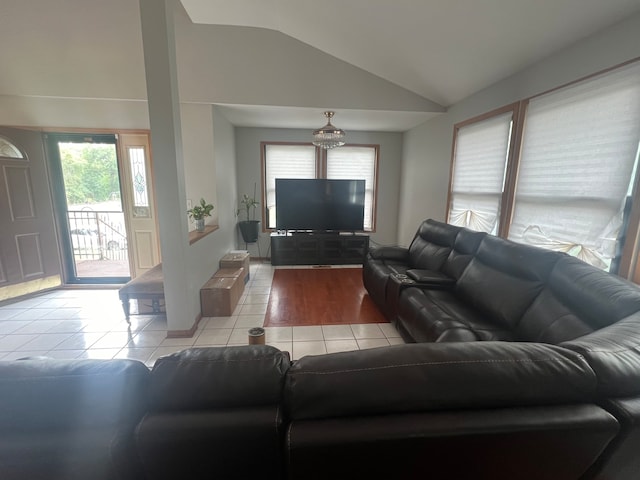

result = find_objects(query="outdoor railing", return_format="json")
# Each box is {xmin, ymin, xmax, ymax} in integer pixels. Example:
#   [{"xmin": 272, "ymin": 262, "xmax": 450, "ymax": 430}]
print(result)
[{"xmin": 67, "ymin": 210, "xmax": 128, "ymax": 262}]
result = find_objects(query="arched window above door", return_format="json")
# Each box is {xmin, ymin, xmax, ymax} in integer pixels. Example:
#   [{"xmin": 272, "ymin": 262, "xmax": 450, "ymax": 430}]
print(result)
[{"xmin": 0, "ymin": 136, "xmax": 25, "ymax": 159}]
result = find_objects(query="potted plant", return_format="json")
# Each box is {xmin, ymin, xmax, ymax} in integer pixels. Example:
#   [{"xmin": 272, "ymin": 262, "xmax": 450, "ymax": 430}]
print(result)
[
  {"xmin": 237, "ymin": 185, "xmax": 260, "ymax": 243},
  {"xmin": 187, "ymin": 198, "xmax": 214, "ymax": 232}
]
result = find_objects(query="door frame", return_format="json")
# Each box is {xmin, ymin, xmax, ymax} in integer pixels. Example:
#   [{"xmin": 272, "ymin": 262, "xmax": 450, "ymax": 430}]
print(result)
[{"xmin": 1, "ymin": 126, "xmax": 157, "ymax": 292}]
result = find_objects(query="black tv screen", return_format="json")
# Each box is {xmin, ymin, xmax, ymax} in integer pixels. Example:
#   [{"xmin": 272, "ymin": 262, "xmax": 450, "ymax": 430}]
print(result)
[{"xmin": 275, "ymin": 178, "xmax": 365, "ymax": 231}]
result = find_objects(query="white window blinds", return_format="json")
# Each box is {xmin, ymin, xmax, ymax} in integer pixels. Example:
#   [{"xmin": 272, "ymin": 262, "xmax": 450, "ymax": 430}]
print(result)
[
  {"xmin": 448, "ymin": 112, "xmax": 513, "ymax": 234},
  {"xmin": 509, "ymin": 62, "xmax": 640, "ymax": 270},
  {"xmin": 264, "ymin": 144, "xmax": 316, "ymax": 229},
  {"xmin": 326, "ymin": 146, "xmax": 377, "ymax": 231}
]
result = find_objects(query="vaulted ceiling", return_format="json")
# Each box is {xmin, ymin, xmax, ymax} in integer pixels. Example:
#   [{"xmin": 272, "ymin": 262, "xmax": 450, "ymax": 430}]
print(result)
[
  {"xmin": 180, "ymin": 0, "xmax": 640, "ymax": 130},
  {"xmin": 181, "ymin": 0, "xmax": 640, "ymax": 106},
  {"xmin": 1, "ymin": 0, "xmax": 639, "ymax": 131}
]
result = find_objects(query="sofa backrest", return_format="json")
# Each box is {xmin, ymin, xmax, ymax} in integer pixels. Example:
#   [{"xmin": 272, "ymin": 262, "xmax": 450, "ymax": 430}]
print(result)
[
  {"xmin": 551, "ymin": 256, "xmax": 640, "ymax": 329},
  {"xmin": 135, "ymin": 345, "xmax": 290, "ymax": 480},
  {"xmin": 441, "ymin": 228, "xmax": 487, "ymax": 280},
  {"xmin": 283, "ymin": 342, "xmax": 615, "ymax": 480},
  {"xmin": 408, "ymin": 219, "xmax": 460, "ymax": 270},
  {"xmin": 0, "ymin": 358, "xmax": 150, "ymax": 431},
  {"xmin": 144, "ymin": 345, "xmax": 289, "ymax": 410},
  {"xmin": 285, "ymin": 342, "xmax": 597, "ymax": 420},
  {"xmin": 0, "ymin": 358, "xmax": 150, "ymax": 480},
  {"xmin": 456, "ymin": 235, "xmax": 562, "ymax": 331},
  {"xmin": 516, "ymin": 255, "xmax": 640, "ymax": 344},
  {"xmin": 528, "ymin": 256, "xmax": 640, "ymax": 399}
]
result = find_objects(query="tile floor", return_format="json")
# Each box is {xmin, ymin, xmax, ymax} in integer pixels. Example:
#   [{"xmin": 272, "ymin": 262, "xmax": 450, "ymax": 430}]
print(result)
[{"xmin": 0, "ymin": 261, "xmax": 404, "ymax": 367}]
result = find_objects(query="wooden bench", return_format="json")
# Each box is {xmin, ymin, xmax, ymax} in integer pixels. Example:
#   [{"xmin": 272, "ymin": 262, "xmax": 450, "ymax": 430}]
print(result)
[{"xmin": 118, "ymin": 263, "xmax": 164, "ymax": 322}]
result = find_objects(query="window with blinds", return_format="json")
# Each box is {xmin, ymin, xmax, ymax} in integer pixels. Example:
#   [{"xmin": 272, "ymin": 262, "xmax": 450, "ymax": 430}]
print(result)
[
  {"xmin": 326, "ymin": 146, "xmax": 378, "ymax": 231},
  {"xmin": 508, "ymin": 62, "xmax": 640, "ymax": 270},
  {"xmin": 263, "ymin": 144, "xmax": 317, "ymax": 229},
  {"xmin": 263, "ymin": 142, "xmax": 379, "ymax": 232},
  {"xmin": 447, "ymin": 111, "xmax": 514, "ymax": 234}
]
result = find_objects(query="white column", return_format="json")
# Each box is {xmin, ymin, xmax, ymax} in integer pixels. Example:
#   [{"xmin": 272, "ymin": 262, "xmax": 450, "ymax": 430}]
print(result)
[{"xmin": 139, "ymin": 0, "xmax": 198, "ymax": 332}]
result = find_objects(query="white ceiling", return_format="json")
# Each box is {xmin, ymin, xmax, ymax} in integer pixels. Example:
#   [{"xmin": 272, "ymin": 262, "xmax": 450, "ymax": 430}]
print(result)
[
  {"xmin": 2, "ymin": 1, "xmax": 639, "ymax": 132},
  {"xmin": 212, "ymin": 104, "xmax": 441, "ymax": 132},
  {"xmin": 181, "ymin": 0, "xmax": 640, "ymax": 108}
]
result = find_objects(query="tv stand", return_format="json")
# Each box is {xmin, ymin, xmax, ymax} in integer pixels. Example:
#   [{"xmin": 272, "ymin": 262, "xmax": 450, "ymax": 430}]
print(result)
[
  {"xmin": 271, "ymin": 232, "xmax": 369, "ymax": 266},
  {"xmin": 290, "ymin": 230, "xmax": 340, "ymax": 236}
]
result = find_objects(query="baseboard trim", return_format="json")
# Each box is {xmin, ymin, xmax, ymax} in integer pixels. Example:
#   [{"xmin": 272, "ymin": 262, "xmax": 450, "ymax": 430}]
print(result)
[
  {"xmin": 167, "ymin": 312, "xmax": 202, "ymax": 338},
  {"xmin": 0, "ymin": 275, "xmax": 62, "ymax": 303}
]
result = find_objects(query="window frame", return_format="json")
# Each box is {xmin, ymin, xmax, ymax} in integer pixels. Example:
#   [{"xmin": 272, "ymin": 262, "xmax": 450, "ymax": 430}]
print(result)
[
  {"xmin": 446, "ymin": 102, "xmax": 520, "ymax": 236},
  {"xmin": 448, "ymin": 59, "xmax": 640, "ymax": 276}
]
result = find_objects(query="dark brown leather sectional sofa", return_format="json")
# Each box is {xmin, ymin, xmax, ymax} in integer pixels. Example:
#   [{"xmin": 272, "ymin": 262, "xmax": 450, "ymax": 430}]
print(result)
[
  {"xmin": 363, "ymin": 218, "xmax": 640, "ymax": 479},
  {"xmin": 1, "ymin": 219, "xmax": 639, "ymax": 479},
  {"xmin": 0, "ymin": 343, "xmax": 627, "ymax": 480}
]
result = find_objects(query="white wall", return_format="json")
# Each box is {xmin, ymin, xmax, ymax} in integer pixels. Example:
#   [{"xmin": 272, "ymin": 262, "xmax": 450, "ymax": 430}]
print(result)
[
  {"xmin": 174, "ymin": 11, "xmax": 441, "ymax": 113},
  {"xmin": 0, "ymin": 97, "xmax": 150, "ymax": 130},
  {"xmin": 186, "ymin": 106, "xmax": 237, "ymax": 297},
  {"xmin": 181, "ymin": 103, "xmax": 219, "ymax": 229},
  {"xmin": 0, "ymin": 0, "xmax": 441, "ymax": 122},
  {"xmin": 398, "ymin": 12, "xmax": 640, "ymax": 246},
  {"xmin": 211, "ymin": 106, "xmax": 239, "ymax": 243},
  {"xmin": 234, "ymin": 127, "xmax": 404, "ymax": 256}
]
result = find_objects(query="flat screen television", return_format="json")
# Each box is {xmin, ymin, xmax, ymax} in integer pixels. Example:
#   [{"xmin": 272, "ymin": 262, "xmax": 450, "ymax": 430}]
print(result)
[{"xmin": 275, "ymin": 178, "xmax": 365, "ymax": 232}]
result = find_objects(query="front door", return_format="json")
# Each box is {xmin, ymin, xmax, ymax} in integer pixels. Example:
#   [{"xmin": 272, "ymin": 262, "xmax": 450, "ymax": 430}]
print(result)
[{"xmin": 0, "ymin": 127, "xmax": 62, "ymax": 301}]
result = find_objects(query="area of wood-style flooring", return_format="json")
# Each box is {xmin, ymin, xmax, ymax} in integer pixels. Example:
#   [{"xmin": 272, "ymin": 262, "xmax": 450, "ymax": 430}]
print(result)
[{"xmin": 263, "ymin": 267, "xmax": 387, "ymax": 327}]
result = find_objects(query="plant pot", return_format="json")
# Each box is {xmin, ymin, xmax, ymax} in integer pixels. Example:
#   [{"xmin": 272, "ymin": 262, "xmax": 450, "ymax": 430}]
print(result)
[
  {"xmin": 238, "ymin": 220, "xmax": 260, "ymax": 243},
  {"xmin": 195, "ymin": 218, "xmax": 205, "ymax": 232}
]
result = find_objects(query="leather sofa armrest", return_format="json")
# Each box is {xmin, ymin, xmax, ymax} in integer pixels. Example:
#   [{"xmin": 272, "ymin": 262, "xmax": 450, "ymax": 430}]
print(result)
[
  {"xmin": 406, "ymin": 269, "xmax": 456, "ymax": 287},
  {"xmin": 285, "ymin": 342, "xmax": 597, "ymax": 420},
  {"xmin": 148, "ymin": 346, "xmax": 291, "ymax": 411},
  {"xmin": 369, "ymin": 246, "xmax": 409, "ymax": 262}
]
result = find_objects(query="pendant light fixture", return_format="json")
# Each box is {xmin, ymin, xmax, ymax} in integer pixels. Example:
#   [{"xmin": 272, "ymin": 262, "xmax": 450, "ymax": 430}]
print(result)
[{"xmin": 312, "ymin": 111, "xmax": 346, "ymax": 149}]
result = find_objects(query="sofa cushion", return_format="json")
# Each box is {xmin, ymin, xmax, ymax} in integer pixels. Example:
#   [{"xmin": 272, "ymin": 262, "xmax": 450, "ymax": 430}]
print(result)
[
  {"xmin": 148, "ymin": 346, "xmax": 290, "ymax": 411},
  {"xmin": 397, "ymin": 288, "xmax": 514, "ymax": 342},
  {"xmin": 516, "ymin": 288, "xmax": 595, "ymax": 343},
  {"xmin": 455, "ymin": 235, "xmax": 562, "ymax": 330},
  {"xmin": 285, "ymin": 342, "xmax": 597, "ymax": 421}
]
